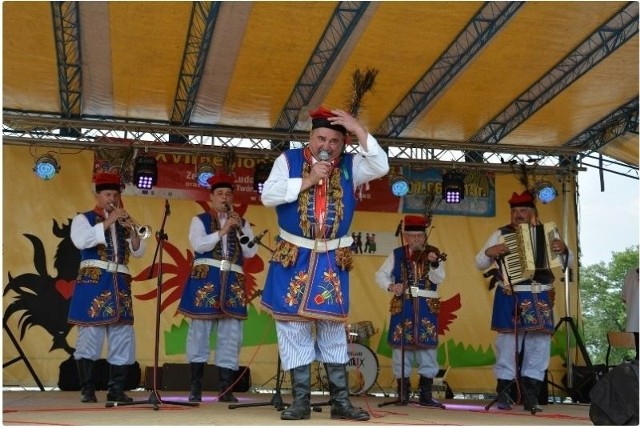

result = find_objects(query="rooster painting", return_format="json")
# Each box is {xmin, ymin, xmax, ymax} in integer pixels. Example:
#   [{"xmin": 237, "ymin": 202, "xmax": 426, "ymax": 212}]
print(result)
[{"xmin": 3, "ymin": 219, "xmax": 80, "ymax": 355}]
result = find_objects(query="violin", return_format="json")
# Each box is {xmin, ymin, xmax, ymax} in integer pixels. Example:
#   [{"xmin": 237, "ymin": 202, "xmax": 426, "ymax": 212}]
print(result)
[{"xmin": 410, "ymin": 244, "xmax": 448, "ymax": 264}]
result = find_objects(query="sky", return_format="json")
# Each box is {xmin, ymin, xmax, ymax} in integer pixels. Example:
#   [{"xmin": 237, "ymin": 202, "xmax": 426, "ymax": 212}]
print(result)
[{"xmin": 577, "ymin": 164, "xmax": 639, "ymax": 266}]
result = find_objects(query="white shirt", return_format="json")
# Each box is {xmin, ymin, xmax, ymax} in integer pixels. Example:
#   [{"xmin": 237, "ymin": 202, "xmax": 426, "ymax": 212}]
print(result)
[
  {"xmin": 189, "ymin": 213, "xmax": 258, "ymax": 259},
  {"xmin": 70, "ymin": 210, "xmax": 146, "ymax": 260}
]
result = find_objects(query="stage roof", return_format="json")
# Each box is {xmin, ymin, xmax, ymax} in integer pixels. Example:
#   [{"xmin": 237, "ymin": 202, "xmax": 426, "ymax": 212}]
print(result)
[{"xmin": 3, "ymin": 1, "xmax": 638, "ymax": 171}]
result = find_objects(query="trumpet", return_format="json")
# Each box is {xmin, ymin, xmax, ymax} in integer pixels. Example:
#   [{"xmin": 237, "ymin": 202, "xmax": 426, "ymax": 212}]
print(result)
[
  {"xmin": 109, "ymin": 203, "xmax": 152, "ymax": 239},
  {"xmin": 222, "ymin": 202, "xmax": 250, "ymax": 245}
]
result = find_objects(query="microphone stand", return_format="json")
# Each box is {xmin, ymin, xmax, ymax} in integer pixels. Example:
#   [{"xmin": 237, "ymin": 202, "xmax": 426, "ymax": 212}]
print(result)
[
  {"xmin": 379, "ymin": 231, "xmax": 420, "ymax": 408},
  {"xmin": 228, "ymin": 234, "xmax": 301, "ymax": 412},
  {"xmin": 106, "ymin": 200, "xmax": 198, "ymax": 411}
]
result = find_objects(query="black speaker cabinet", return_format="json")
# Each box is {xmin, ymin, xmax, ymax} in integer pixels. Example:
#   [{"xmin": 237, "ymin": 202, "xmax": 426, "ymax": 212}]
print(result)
[
  {"xmin": 562, "ymin": 364, "xmax": 606, "ymax": 404},
  {"xmin": 144, "ymin": 363, "xmax": 250, "ymax": 392},
  {"xmin": 57, "ymin": 356, "xmax": 141, "ymax": 391}
]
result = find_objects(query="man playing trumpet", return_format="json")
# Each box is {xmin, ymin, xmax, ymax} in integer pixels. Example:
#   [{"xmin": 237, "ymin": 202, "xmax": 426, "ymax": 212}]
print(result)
[
  {"xmin": 177, "ymin": 173, "xmax": 258, "ymax": 403},
  {"xmin": 68, "ymin": 172, "xmax": 147, "ymax": 404}
]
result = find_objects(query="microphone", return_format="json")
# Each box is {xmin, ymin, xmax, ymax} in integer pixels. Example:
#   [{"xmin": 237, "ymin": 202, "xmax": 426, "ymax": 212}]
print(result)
[
  {"xmin": 165, "ymin": 199, "xmax": 171, "ymax": 215},
  {"xmin": 318, "ymin": 150, "xmax": 329, "ymax": 186},
  {"xmin": 395, "ymin": 220, "xmax": 403, "ymax": 237},
  {"xmin": 248, "ymin": 229, "xmax": 269, "ymax": 248}
]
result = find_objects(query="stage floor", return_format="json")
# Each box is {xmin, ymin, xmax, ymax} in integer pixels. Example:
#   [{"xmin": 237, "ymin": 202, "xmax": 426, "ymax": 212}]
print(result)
[{"xmin": 2, "ymin": 389, "xmax": 593, "ymax": 426}]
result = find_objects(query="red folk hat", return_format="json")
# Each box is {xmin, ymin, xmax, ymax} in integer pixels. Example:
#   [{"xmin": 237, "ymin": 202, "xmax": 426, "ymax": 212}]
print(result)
[
  {"xmin": 403, "ymin": 215, "xmax": 428, "ymax": 233},
  {"xmin": 94, "ymin": 172, "xmax": 123, "ymax": 192},
  {"xmin": 508, "ymin": 190, "xmax": 536, "ymax": 208},
  {"xmin": 207, "ymin": 173, "xmax": 235, "ymax": 191},
  {"xmin": 310, "ymin": 106, "xmax": 347, "ymax": 136}
]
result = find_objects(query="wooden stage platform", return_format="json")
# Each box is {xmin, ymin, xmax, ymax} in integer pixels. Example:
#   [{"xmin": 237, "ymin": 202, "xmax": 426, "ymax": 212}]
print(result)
[{"xmin": 3, "ymin": 389, "xmax": 593, "ymax": 426}]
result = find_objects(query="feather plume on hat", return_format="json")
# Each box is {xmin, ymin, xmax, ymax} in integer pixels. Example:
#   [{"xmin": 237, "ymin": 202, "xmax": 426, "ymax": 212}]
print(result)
[{"xmin": 348, "ymin": 67, "xmax": 379, "ymax": 118}]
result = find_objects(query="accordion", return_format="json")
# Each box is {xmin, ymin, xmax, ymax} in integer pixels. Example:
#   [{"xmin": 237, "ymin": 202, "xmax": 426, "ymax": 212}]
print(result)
[{"xmin": 497, "ymin": 221, "xmax": 564, "ymax": 285}]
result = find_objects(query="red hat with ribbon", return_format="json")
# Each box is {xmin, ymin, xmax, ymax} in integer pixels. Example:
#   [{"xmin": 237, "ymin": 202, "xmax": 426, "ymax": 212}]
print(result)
[
  {"xmin": 207, "ymin": 173, "xmax": 235, "ymax": 192},
  {"xmin": 310, "ymin": 106, "xmax": 347, "ymax": 136},
  {"xmin": 94, "ymin": 172, "xmax": 123, "ymax": 192},
  {"xmin": 403, "ymin": 215, "xmax": 428, "ymax": 233},
  {"xmin": 508, "ymin": 190, "xmax": 535, "ymax": 208}
]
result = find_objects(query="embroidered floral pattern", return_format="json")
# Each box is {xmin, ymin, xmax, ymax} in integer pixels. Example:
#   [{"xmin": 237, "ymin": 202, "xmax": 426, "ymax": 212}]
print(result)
[
  {"xmin": 313, "ymin": 268, "xmax": 344, "ymax": 305},
  {"xmin": 537, "ymin": 300, "xmax": 552, "ymax": 324},
  {"xmin": 227, "ymin": 281, "xmax": 247, "ymax": 308},
  {"xmin": 389, "ymin": 295, "xmax": 403, "ymax": 314},
  {"xmin": 272, "ymin": 240, "xmax": 299, "ymax": 267},
  {"xmin": 285, "ymin": 271, "xmax": 308, "ymax": 307},
  {"xmin": 335, "ymin": 247, "xmax": 353, "ymax": 271},
  {"xmin": 427, "ymin": 297, "xmax": 441, "ymax": 314},
  {"xmin": 191, "ymin": 264, "xmax": 209, "ymax": 279},
  {"xmin": 118, "ymin": 289, "xmax": 133, "ymax": 318},
  {"xmin": 77, "ymin": 267, "xmax": 101, "ymax": 283},
  {"xmin": 519, "ymin": 300, "xmax": 537, "ymax": 325},
  {"xmin": 88, "ymin": 291, "xmax": 113, "ymax": 318},
  {"xmin": 419, "ymin": 317, "xmax": 437, "ymax": 342},
  {"xmin": 194, "ymin": 283, "xmax": 218, "ymax": 308}
]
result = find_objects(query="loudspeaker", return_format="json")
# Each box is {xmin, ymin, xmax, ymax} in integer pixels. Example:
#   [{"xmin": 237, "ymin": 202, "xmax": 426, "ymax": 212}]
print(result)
[
  {"xmin": 57, "ymin": 356, "xmax": 141, "ymax": 391},
  {"xmin": 562, "ymin": 364, "xmax": 606, "ymax": 404},
  {"xmin": 145, "ymin": 363, "xmax": 250, "ymax": 392},
  {"xmin": 589, "ymin": 362, "xmax": 638, "ymax": 425}
]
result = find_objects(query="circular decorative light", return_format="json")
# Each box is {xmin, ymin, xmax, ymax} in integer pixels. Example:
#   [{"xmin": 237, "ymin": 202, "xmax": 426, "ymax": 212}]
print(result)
[
  {"xmin": 196, "ymin": 164, "xmax": 215, "ymax": 188},
  {"xmin": 390, "ymin": 175, "xmax": 410, "ymax": 197},
  {"xmin": 536, "ymin": 181, "xmax": 557, "ymax": 204},
  {"xmin": 33, "ymin": 154, "xmax": 61, "ymax": 180}
]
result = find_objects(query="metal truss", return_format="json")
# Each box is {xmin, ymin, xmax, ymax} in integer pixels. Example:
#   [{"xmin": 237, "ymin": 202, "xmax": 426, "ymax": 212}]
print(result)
[
  {"xmin": 564, "ymin": 97, "xmax": 639, "ymax": 159},
  {"xmin": 50, "ymin": 1, "xmax": 82, "ymax": 122},
  {"xmin": 3, "ymin": 111, "xmax": 583, "ymax": 174},
  {"xmin": 377, "ymin": 2, "xmax": 524, "ymax": 137},
  {"xmin": 273, "ymin": 1, "xmax": 370, "ymax": 133},
  {"xmin": 170, "ymin": 1, "xmax": 221, "ymax": 126},
  {"xmin": 469, "ymin": 1, "xmax": 639, "ymax": 145}
]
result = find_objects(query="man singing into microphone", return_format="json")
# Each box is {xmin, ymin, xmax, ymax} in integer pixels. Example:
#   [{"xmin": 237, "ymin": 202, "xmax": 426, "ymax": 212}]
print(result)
[
  {"xmin": 260, "ymin": 107, "xmax": 388, "ymax": 421},
  {"xmin": 177, "ymin": 173, "xmax": 258, "ymax": 403},
  {"xmin": 475, "ymin": 190, "xmax": 573, "ymax": 413}
]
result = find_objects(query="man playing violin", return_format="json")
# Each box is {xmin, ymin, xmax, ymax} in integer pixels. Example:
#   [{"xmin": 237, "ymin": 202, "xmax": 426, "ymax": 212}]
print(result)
[
  {"xmin": 68, "ymin": 172, "xmax": 147, "ymax": 404},
  {"xmin": 375, "ymin": 214, "xmax": 446, "ymax": 407},
  {"xmin": 177, "ymin": 173, "xmax": 257, "ymax": 403}
]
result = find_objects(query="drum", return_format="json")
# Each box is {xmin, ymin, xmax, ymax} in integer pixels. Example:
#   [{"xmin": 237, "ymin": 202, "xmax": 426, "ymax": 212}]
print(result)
[
  {"xmin": 346, "ymin": 321, "xmax": 377, "ymax": 344},
  {"xmin": 316, "ymin": 343, "xmax": 379, "ymax": 395},
  {"xmin": 346, "ymin": 343, "xmax": 379, "ymax": 394}
]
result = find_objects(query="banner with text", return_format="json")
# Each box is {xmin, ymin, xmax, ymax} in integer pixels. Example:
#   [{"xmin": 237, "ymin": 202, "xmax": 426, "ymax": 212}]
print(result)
[{"xmin": 94, "ymin": 149, "xmax": 495, "ymax": 216}]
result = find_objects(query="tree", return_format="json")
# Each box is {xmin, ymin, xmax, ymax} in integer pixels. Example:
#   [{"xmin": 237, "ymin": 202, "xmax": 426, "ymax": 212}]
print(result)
[{"xmin": 580, "ymin": 245, "xmax": 639, "ymax": 366}]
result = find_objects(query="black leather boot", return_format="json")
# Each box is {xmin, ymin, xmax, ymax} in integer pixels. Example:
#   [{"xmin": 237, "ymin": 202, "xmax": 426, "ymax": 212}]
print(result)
[
  {"xmin": 217, "ymin": 366, "xmax": 238, "ymax": 403},
  {"xmin": 396, "ymin": 378, "xmax": 410, "ymax": 404},
  {"xmin": 281, "ymin": 364, "xmax": 312, "ymax": 420},
  {"xmin": 76, "ymin": 358, "xmax": 97, "ymax": 403},
  {"xmin": 521, "ymin": 376, "xmax": 543, "ymax": 414},
  {"xmin": 418, "ymin": 376, "xmax": 444, "ymax": 407},
  {"xmin": 106, "ymin": 364, "xmax": 133, "ymax": 403},
  {"xmin": 324, "ymin": 363, "xmax": 370, "ymax": 421},
  {"xmin": 188, "ymin": 362, "xmax": 205, "ymax": 402},
  {"xmin": 496, "ymin": 378, "xmax": 514, "ymax": 410}
]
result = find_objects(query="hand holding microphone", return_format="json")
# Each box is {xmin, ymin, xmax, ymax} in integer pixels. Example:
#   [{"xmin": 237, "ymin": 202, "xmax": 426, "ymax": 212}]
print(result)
[{"xmin": 317, "ymin": 150, "xmax": 330, "ymax": 186}]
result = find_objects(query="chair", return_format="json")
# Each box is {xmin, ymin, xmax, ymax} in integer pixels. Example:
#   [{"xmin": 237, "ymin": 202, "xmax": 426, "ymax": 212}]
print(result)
[{"xmin": 605, "ymin": 331, "xmax": 636, "ymax": 370}]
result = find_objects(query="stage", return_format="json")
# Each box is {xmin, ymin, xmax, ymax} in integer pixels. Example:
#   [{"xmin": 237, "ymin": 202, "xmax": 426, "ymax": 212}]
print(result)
[{"xmin": 2, "ymin": 389, "xmax": 593, "ymax": 426}]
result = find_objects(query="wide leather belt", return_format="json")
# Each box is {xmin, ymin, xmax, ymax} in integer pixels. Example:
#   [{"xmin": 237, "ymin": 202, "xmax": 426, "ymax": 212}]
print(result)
[
  {"xmin": 503, "ymin": 283, "xmax": 553, "ymax": 293},
  {"xmin": 193, "ymin": 258, "xmax": 244, "ymax": 275},
  {"xmin": 406, "ymin": 287, "xmax": 438, "ymax": 299},
  {"xmin": 279, "ymin": 229, "xmax": 353, "ymax": 253},
  {"xmin": 79, "ymin": 259, "xmax": 130, "ymax": 275}
]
